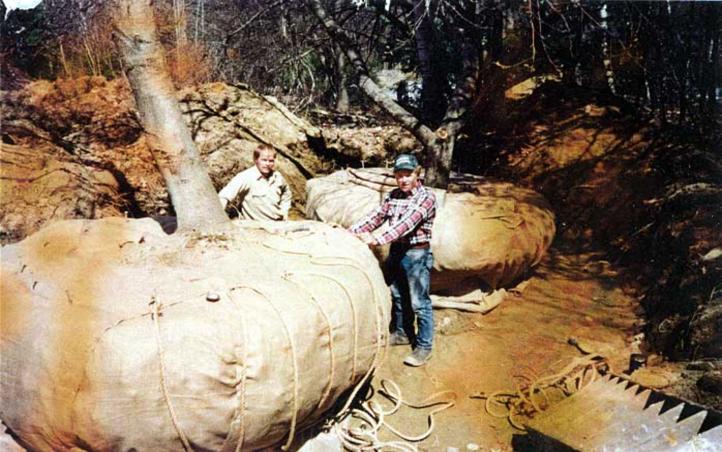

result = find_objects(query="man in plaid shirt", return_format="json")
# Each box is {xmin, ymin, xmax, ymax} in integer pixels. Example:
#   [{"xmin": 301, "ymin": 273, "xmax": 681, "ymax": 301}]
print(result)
[{"xmin": 350, "ymin": 154, "xmax": 437, "ymax": 366}]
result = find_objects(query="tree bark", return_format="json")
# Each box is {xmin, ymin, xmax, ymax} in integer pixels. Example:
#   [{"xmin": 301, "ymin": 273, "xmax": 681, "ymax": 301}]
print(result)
[
  {"xmin": 173, "ymin": 0, "xmax": 188, "ymax": 48},
  {"xmin": 412, "ymin": 1, "xmax": 446, "ymax": 125},
  {"xmin": 489, "ymin": 2, "xmax": 504, "ymax": 62},
  {"xmin": 572, "ymin": 7, "xmax": 585, "ymax": 86},
  {"xmin": 334, "ymin": 43, "xmax": 350, "ymax": 112},
  {"xmin": 425, "ymin": 29, "xmax": 478, "ymax": 189},
  {"xmin": 706, "ymin": 6, "xmax": 719, "ymax": 122},
  {"xmin": 112, "ymin": 0, "xmax": 228, "ymax": 231},
  {"xmin": 333, "ymin": 0, "xmax": 349, "ymax": 113},
  {"xmin": 600, "ymin": 3, "xmax": 617, "ymax": 95}
]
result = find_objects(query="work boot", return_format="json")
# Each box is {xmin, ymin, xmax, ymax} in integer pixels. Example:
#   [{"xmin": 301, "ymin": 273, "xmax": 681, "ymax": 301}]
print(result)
[
  {"xmin": 388, "ymin": 331, "xmax": 411, "ymax": 346},
  {"xmin": 403, "ymin": 348, "xmax": 432, "ymax": 367}
]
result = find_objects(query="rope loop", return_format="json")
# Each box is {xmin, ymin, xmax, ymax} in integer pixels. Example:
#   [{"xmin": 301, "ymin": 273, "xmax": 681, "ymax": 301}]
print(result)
[
  {"xmin": 330, "ymin": 378, "xmax": 457, "ymax": 450},
  {"xmin": 150, "ymin": 296, "xmax": 193, "ymax": 451},
  {"xmin": 471, "ymin": 353, "xmax": 608, "ymax": 430}
]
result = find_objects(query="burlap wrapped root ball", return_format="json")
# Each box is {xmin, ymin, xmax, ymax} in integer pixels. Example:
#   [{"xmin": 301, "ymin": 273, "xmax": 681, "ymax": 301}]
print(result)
[
  {"xmin": 0, "ymin": 218, "xmax": 389, "ymax": 451},
  {"xmin": 306, "ymin": 168, "xmax": 556, "ymax": 293}
]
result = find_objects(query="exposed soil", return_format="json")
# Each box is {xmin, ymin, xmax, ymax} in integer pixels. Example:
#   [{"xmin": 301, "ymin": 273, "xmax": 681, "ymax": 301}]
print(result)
[
  {"xmin": 483, "ymin": 81, "xmax": 721, "ymax": 365},
  {"xmin": 346, "ymin": 246, "xmax": 640, "ymax": 451},
  {"xmin": 1, "ymin": 77, "xmax": 335, "ymax": 235},
  {"xmin": 330, "ymin": 80, "xmax": 721, "ymax": 450}
]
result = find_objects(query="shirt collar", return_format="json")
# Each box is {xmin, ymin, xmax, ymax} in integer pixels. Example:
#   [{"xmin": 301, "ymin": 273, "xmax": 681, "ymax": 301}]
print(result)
[
  {"xmin": 397, "ymin": 181, "xmax": 423, "ymax": 198},
  {"xmin": 251, "ymin": 165, "xmax": 275, "ymax": 182},
  {"xmin": 409, "ymin": 181, "xmax": 423, "ymax": 196}
]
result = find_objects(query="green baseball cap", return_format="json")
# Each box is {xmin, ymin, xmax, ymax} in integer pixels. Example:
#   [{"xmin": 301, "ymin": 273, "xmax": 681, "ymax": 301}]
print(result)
[{"xmin": 393, "ymin": 154, "xmax": 419, "ymax": 172}]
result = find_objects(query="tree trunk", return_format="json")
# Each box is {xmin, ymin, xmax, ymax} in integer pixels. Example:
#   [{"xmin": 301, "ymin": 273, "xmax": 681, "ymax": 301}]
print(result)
[
  {"xmin": 308, "ymin": 0, "xmax": 436, "ymax": 144},
  {"xmin": 489, "ymin": 2, "xmax": 504, "ymax": 62},
  {"xmin": 173, "ymin": 0, "xmax": 188, "ymax": 48},
  {"xmin": 112, "ymin": 0, "xmax": 228, "ymax": 231},
  {"xmin": 193, "ymin": 0, "xmax": 205, "ymax": 42},
  {"xmin": 600, "ymin": 3, "xmax": 617, "ymax": 95},
  {"xmin": 334, "ymin": 44, "xmax": 350, "ymax": 112},
  {"xmin": 412, "ymin": 1, "xmax": 446, "ymax": 125},
  {"xmin": 425, "ymin": 29, "xmax": 478, "ymax": 189},
  {"xmin": 528, "ymin": 0, "xmax": 540, "ymax": 70},
  {"xmin": 706, "ymin": 6, "xmax": 719, "ymax": 122},
  {"xmin": 308, "ymin": 0, "xmax": 479, "ymax": 189},
  {"xmin": 712, "ymin": 17, "xmax": 721, "ymax": 142},
  {"xmin": 333, "ymin": 0, "xmax": 349, "ymax": 112}
]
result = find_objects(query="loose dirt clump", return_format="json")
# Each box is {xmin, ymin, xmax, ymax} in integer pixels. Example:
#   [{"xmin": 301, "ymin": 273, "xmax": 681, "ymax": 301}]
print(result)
[{"xmin": 320, "ymin": 125, "xmax": 418, "ymax": 168}]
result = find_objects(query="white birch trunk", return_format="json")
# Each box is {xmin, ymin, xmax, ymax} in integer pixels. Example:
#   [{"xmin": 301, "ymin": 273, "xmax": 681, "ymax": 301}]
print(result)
[{"xmin": 600, "ymin": 3, "xmax": 617, "ymax": 95}]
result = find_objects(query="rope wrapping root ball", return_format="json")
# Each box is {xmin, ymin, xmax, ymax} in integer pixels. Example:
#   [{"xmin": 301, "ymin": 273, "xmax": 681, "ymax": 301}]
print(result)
[
  {"xmin": 306, "ymin": 168, "xmax": 556, "ymax": 293},
  {"xmin": 0, "ymin": 218, "xmax": 390, "ymax": 451}
]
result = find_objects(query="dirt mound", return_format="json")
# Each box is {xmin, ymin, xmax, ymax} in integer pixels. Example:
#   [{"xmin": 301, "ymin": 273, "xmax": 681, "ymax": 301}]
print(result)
[
  {"xmin": 2, "ymin": 76, "xmax": 172, "ymax": 226},
  {"xmin": 1, "ymin": 77, "xmax": 329, "ymax": 241},
  {"xmin": 0, "ymin": 143, "xmax": 124, "ymax": 244},
  {"xmin": 488, "ymin": 80, "xmax": 722, "ymax": 361},
  {"xmin": 320, "ymin": 124, "xmax": 418, "ymax": 167},
  {"xmin": 4, "ymin": 77, "xmax": 141, "ymax": 148}
]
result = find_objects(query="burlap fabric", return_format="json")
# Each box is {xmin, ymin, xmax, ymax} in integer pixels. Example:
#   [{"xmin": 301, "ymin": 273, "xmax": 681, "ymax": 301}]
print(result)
[
  {"xmin": 306, "ymin": 168, "xmax": 556, "ymax": 292},
  {"xmin": 0, "ymin": 218, "xmax": 388, "ymax": 451}
]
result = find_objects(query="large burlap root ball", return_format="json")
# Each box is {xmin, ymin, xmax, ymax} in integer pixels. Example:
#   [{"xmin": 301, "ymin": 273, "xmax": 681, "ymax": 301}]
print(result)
[
  {"xmin": 306, "ymin": 168, "xmax": 556, "ymax": 292},
  {"xmin": 0, "ymin": 218, "xmax": 388, "ymax": 451}
]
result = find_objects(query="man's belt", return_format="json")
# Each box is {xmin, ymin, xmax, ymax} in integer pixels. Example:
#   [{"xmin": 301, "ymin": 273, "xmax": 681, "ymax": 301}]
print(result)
[{"xmin": 392, "ymin": 241, "xmax": 430, "ymax": 250}]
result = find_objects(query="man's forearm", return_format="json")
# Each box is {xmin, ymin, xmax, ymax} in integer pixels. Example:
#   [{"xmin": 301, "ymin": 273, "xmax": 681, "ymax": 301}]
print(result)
[
  {"xmin": 280, "ymin": 186, "xmax": 292, "ymax": 219},
  {"xmin": 218, "ymin": 173, "xmax": 246, "ymax": 209}
]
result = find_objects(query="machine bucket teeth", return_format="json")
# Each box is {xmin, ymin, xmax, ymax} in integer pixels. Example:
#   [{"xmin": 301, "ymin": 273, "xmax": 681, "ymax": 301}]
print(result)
[
  {"xmin": 627, "ymin": 388, "xmax": 652, "ymax": 410},
  {"xmin": 657, "ymin": 402, "xmax": 685, "ymax": 423},
  {"xmin": 523, "ymin": 372, "xmax": 721, "ymax": 451},
  {"xmin": 644, "ymin": 400, "xmax": 665, "ymax": 416}
]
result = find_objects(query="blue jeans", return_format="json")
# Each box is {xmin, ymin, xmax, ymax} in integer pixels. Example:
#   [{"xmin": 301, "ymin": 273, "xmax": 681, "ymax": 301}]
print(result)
[{"xmin": 387, "ymin": 245, "xmax": 434, "ymax": 350}]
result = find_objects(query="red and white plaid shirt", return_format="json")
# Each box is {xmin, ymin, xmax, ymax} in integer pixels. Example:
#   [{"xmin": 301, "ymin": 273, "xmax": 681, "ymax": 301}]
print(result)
[{"xmin": 350, "ymin": 182, "xmax": 437, "ymax": 246}]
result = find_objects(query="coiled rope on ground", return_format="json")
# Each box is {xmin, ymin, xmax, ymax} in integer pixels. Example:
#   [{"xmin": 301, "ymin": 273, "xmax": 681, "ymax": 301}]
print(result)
[
  {"xmin": 471, "ymin": 350, "xmax": 610, "ymax": 430},
  {"xmin": 330, "ymin": 379, "xmax": 457, "ymax": 451}
]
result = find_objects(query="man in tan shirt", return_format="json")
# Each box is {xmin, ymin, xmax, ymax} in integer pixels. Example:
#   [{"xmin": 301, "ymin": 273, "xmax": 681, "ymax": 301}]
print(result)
[{"xmin": 218, "ymin": 144, "xmax": 292, "ymax": 220}]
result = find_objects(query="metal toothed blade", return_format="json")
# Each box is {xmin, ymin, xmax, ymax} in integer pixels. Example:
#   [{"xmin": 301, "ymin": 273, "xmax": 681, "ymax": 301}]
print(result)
[
  {"xmin": 524, "ymin": 372, "xmax": 722, "ymax": 451},
  {"xmin": 633, "ymin": 409, "xmax": 708, "ymax": 450},
  {"xmin": 600, "ymin": 401, "xmax": 674, "ymax": 450},
  {"xmin": 657, "ymin": 402, "xmax": 686, "ymax": 423},
  {"xmin": 626, "ymin": 388, "xmax": 652, "ymax": 410},
  {"xmin": 678, "ymin": 424, "xmax": 722, "ymax": 451},
  {"xmin": 644, "ymin": 400, "xmax": 665, "ymax": 416}
]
